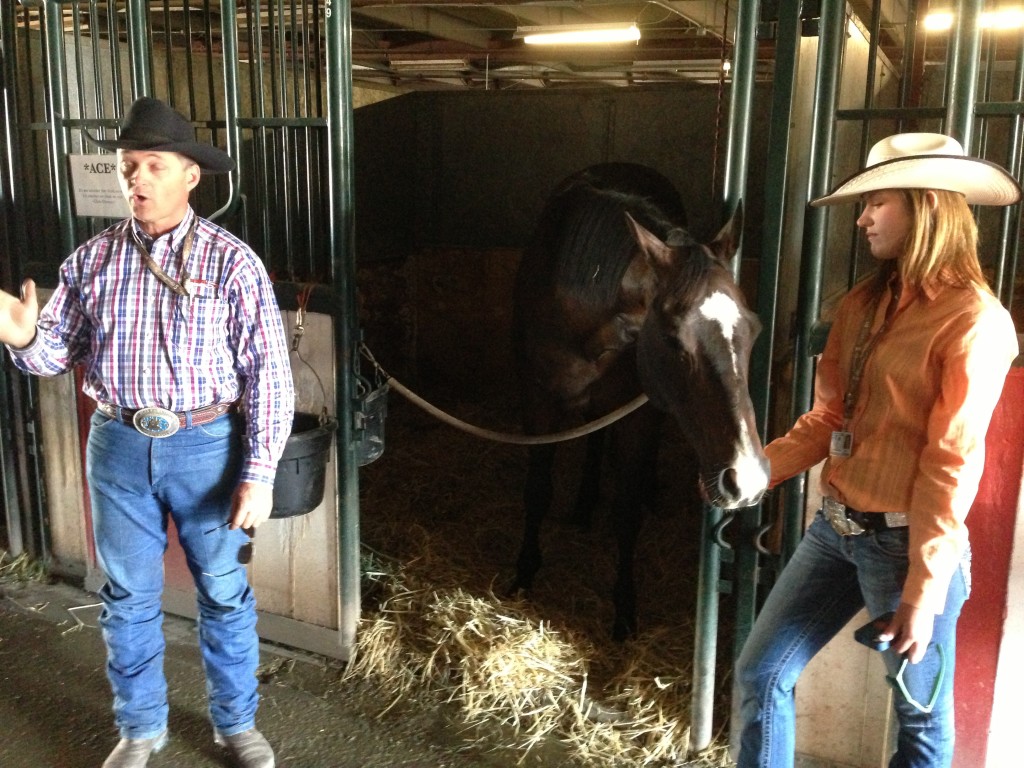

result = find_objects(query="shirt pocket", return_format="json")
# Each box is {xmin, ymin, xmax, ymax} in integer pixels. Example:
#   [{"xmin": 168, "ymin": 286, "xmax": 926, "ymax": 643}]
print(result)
[{"xmin": 178, "ymin": 295, "xmax": 231, "ymax": 367}]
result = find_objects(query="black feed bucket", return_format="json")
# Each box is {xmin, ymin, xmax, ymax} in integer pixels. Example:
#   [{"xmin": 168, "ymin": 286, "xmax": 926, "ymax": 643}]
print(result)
[{"xmin": 271, "ymin": 412, "xmax": 338, "ymax": 519}]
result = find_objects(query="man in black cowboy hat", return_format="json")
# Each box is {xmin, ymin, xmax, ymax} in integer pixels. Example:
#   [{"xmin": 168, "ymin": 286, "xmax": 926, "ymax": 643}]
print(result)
[{"xmin": 0, "ymin": 97, "xmax": 293, "ymax": 768}]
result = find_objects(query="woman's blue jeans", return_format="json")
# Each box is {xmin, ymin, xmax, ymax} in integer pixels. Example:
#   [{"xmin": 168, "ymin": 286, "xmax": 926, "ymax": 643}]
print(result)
[
  {"xmin": 733, "ymin": 511, "xmax": 969, "ymax": 768},
  {"xmin": 86, "ymin": 410, "xmax": 259, "ymax": 740}
]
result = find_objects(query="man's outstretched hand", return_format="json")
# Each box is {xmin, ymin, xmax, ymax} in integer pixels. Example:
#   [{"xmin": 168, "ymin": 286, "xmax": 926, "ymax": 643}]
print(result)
[{"xmin": 0, "ymin": 279, "xmax": 39, "ymax": 349}]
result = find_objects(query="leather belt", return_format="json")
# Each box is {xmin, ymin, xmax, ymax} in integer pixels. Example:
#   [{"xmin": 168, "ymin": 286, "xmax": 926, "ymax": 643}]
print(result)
[
  {"xmin": 823, "ymin": 496, "xmax": 909, "ymax": 536},
  {"xmin": 97, "ymin": 401, "xmax": 237, "ymax": 438}
]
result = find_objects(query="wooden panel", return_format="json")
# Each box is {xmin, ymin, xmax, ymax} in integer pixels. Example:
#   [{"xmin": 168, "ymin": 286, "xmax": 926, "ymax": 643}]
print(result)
[{"xmin": 37, "ymin": 374, "xmax": 90, "ymax": 575}]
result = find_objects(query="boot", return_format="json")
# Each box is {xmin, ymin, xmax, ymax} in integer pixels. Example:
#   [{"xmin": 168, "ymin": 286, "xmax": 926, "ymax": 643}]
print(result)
[
  {"xmin": 214, "ymin": 727, "xmax": 275, "ymax": 768},
  {"xmin": 101, "ymin": 730, "xmax": 168, "ymax": 768}
]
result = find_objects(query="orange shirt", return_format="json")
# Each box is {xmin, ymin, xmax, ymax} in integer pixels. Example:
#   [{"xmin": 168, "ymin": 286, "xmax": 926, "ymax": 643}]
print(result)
[{"xmin": 766, "ymin": 277, "xmax": 1019, "ymax": 613}]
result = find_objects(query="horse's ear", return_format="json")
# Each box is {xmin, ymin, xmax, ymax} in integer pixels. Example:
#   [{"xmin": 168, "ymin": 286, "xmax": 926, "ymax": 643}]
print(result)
[
  {"xmin": 707, "ymin": 202, "xmax": 743, "ymax": 266},
  {"xmin": 624, "ymin": 212, "xmax": 674, "ymax": 268}
]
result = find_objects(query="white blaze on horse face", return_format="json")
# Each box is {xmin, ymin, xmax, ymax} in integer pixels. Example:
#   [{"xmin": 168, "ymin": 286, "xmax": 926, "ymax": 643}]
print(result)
[
  {"xmin": 698, "ymin": 291, "xmax": 769, "ymax": 504},
  {"xmin": 698, "ymin": 291, "xmax": 741, "ymax": 374}
]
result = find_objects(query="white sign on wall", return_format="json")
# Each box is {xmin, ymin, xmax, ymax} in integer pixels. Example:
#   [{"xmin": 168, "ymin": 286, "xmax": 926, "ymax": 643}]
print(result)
[{"xmin": 68, "ymin": 154, "xmax": 128, "ymax": 219}]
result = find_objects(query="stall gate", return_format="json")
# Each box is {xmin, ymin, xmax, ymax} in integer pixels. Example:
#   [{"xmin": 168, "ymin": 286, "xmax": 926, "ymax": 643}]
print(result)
[{"xmin": 1, "ymin": 0, "xmax": 1022, "ymax": 763}]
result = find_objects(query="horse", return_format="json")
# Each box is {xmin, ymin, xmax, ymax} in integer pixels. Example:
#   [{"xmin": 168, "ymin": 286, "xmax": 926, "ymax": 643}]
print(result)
[{"xmin": 510, "ymin": 162, "xmax": 769, "ymax": 640}]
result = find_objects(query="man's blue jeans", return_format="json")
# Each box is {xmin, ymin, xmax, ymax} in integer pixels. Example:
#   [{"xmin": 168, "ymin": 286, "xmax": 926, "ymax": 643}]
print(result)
[
  {"xmin": 733, "ymin": 511, "xmax": 969, "ymax": 768},
  {"xmin": 86, "ymin": 410, "xmax": 259, "ymax": 740}
]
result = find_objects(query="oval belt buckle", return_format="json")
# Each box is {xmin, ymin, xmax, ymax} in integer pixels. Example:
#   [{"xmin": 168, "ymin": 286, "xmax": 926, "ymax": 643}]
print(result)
[
  {"xmin": 132, "ymin": 406, "xmax": 180, "ymax": 438},
  {"xmin": 824, "ymin": 496, "xmax": 863, "ymax": 536}
]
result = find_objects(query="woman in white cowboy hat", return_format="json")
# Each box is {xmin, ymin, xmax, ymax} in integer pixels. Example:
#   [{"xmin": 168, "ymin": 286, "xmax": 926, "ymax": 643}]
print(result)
[{"xmin": 733, "ymin": 133, "xmax": 1021, "ymax": 768}]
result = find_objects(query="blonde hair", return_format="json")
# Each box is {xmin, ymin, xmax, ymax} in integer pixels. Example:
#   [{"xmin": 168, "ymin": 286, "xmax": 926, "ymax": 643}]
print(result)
[{"xmin": 891, "ymin": 189, "xmax": 991, "ymax": 294}]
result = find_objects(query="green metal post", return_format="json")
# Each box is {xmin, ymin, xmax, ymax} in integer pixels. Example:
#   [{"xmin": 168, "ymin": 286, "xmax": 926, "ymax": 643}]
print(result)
[
  {"xmin": 996, "ymin": 36, "xmax": 1024, "ymax": 310},
  {"xmin": 733, "ymin": 0, "xmax": 804, "ymax": 664},
  {"xmin": 0, "ymin": 1, "xmax": 24, "ymax": 557},
  {"xmin": 325, "ymin": 0, "xmax": 360, "ymax": 657},
  {"xmin": 946, "ymin": 0, "xmax": 983, "ymax": 147},
  {"xmin": 689, "ymin": 0, "xmax": 760, "ymax": 755},
  {"xmin": 782, "ymin": 0, "xmax": 847, "ymax": 564},
  {"xmin": 125, "ymin": 0, "xmax": 150, "ymax": 98},
  {"xmin": 211, "ymin": 0, "xmax": 242, "ymax": 223},
  {"xmin": 43, "ymin": 1, "xmax": 74, "ymax": 255}
]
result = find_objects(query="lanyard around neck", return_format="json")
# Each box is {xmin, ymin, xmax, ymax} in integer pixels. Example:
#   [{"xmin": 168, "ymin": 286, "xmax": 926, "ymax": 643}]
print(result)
[
  {"xmin": 843, "ymin": 281, "xmax": 903, "ymax": 425},
  {"xmin": 132, "ymin": 218, "xmax": 197, "ymax": 298}
]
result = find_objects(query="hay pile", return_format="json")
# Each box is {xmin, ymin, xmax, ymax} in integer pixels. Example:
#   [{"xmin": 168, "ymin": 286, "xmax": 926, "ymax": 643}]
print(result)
[
  {"xmin": 0, "ymin": 550, "xmax": 46, "ymax": 584},
  {"xmin": 352, "ymin": 392, "xmax": 735, "ymax": 767}
]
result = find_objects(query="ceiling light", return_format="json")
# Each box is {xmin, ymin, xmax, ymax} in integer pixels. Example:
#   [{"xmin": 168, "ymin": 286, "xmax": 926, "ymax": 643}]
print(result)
[
  {"xmin": 390, "ymin": 59, "xmax": 468, "ymax": 71},
  {"xmin": 984, "ymin": 7, "xmax": 1024, "ymax": 29},
  {"xmin": 517, "ymin": 23, "xmax": 641, "ymax": 46},
  {"xmin": 923, "ymin": 12, "xmax": 954, "ymax": 31},
  {"xmin": 923, "ymin": 7, "xmax": 1024, "ymax": 31}
]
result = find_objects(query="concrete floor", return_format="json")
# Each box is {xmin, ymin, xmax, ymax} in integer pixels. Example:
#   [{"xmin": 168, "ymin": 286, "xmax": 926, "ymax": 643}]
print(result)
[{"xmin": 0, "ymin": 577, "xmax": 567, "ymax": 768}]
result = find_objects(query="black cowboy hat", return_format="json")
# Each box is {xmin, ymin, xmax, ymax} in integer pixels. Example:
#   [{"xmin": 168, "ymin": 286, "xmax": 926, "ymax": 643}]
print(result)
[{"xmin": 88, "ymin": 97, "xmax": 235, "ymax": 174}]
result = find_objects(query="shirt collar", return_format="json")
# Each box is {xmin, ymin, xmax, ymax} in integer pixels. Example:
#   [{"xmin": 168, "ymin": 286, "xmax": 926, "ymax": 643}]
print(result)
[{"xmin": 130, "ymin": 206, "xmax": 196, "ymax": 252}]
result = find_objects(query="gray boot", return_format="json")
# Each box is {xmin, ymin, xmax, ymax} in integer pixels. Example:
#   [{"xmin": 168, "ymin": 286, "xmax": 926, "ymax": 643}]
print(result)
[
  {"xmin": 101, "ymin": 730, "xmax": 168, "ymax": 768},
  {"xmin": 214, "ymin": 728, "xmax": 275, "ymax": 768}
]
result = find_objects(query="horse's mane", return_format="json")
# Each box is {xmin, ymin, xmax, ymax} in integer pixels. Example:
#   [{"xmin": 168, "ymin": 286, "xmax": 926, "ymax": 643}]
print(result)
[{"xmin": 529, "ymin": 166, "xmax": 700, "ymax": 308}]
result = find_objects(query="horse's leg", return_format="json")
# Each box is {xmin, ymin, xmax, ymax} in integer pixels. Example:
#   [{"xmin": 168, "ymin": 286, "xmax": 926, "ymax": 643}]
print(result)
[
  {"xmin": 638, "ymin": 427, "xmax": 659, "ymax": 517},
  {"xmin": 569, "ymin": 428, "xmax": 605, "ymax": 527},
  {"xmin": 609, "ymin": 406, "xmax": 661, "ymax": 640},
  {"xmin": 511, "ymin": 442, "xmax": 557, "ymax": 594}
]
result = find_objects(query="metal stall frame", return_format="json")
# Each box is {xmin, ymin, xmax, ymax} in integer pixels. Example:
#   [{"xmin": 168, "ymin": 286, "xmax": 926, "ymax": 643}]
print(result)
[{"xmin": 688, "ymin": 0, "xmax": 763, "ymax": 754}]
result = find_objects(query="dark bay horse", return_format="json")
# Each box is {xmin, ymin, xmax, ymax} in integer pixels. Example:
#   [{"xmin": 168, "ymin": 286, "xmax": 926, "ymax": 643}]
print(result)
[{"xmin": 511, "ymin": 162, "xmax": 769, "ymax": 639}]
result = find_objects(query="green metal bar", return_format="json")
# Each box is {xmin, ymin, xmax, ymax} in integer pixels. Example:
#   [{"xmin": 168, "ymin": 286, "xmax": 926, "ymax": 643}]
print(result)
[
  {"xmin": 835, "ymin": 106, "xmax": 946, "ymax": 120},
  {"xmin": 975, "ymin": 102, "xmax": 1024, "ymax": 117},
  {"xmin": 161, "ymin": 1, "xmax": 174, "ymax": 102},
  {"xmin": 182, "ymin": 0, "xmax": 197, "ymax": 116},
  {"xmin": 86, "ymin": 0, "xmax": 104, "ymax": 122},
  {"xmin": 43, "ymin": 1, "xmax": 75, "ymax": 254},
  {"xmin": 733, "ymin": 0, "xmax": 804, "ymax": 667},
  {"xmin": 1, "ymin": 0, "xmax": 26, "ymax": 558},
  {"xmin": 326, "ymin": 0, "xmax": 360, "ymax": 657},
  {"xmin": 999, "ymin": 34, "xmax": 1024, "ymax": 317},
  {"xmin": 946, "ymin": 0, "xmax": 983, "ymax": 146},
  {"xmin": 898, "ymin": 0, "xmax": 920, "ymax": 119},
  {"xmin": 210, "ymin": 0, "xmax": 242, "ymax": 223},
  {"xmin": 237, "ymin": 117, "xmax": 329, "ymax": 127},
  {"xmin": 689, "ymin": 0, "xmax": 761, "ymax": 755},
  {"xmin": 782, "ymin": 0, "xmax": 848, "ymax": 565},
  {"xmin": 125, "ymin": 0, "xmax": 149, "ymax": 97}
]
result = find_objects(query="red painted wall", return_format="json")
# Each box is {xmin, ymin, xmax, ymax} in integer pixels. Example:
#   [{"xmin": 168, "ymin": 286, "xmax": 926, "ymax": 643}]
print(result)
[{"xmin": 954, "ymin": 366, "xmax": 1024, "ymax": 767}]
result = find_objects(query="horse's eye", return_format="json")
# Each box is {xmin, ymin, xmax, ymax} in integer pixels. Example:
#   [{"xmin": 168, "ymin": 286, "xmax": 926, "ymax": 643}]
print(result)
[{"xmin": 661, "ymin": 331, "xmax": 684, "ymax": 351}]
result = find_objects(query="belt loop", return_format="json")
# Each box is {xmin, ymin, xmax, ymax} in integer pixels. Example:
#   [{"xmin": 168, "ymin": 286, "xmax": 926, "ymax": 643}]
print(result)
[{"xmin": 185, "ymin": 410, "xmax": 193, "ymax": 429}]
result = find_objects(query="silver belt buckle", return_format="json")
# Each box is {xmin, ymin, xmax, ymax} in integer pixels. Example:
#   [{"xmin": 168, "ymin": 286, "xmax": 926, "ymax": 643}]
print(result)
[
  {"xmin": 823, "ymin": 496, "xmax": 864, "ymax": 536},
  {"xmin": 132, "ymin": 406, "xmax": 180, "ymax": 438}
]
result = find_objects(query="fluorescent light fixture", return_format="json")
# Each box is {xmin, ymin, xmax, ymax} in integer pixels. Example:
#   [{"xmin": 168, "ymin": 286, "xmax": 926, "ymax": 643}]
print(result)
[
  {"xmin": 923, "ymin": 11, "xmax": 955, "ymax": 31},
  {"xmin": 924, "ymin": 7, "xmax": 1024, "ymax": 31},
  {"xmin": 517, "ymin": 23, "xmax": 641, "ymax": 46},
  {"xmin": 984, "ymin": 7, "xmax": 1024, "ymax": 29},
  {"xmin": 390, "ymin": 59, "xmax": 468, "ymax": 71}
]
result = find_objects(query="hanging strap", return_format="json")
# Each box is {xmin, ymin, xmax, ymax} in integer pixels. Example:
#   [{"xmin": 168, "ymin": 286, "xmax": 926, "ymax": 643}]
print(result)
[{"xmin": 132, "ymin": 218, "xmax": 197, "ymax": 297}]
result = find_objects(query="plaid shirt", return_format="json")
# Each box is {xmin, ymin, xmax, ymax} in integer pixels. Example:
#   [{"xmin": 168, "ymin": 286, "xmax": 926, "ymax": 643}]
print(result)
[
  {"xmin": 767, "ymin": 277, "xmax": 1018, "ymax": 612},
  {"xmin": 9, "ymin": 207, "xmax": 294, "ymax": 486}
]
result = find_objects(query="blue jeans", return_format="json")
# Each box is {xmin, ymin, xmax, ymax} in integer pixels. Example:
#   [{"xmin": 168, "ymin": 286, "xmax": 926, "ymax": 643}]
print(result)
[
  {"xmin": 734, "ymin": 511, "xmax": 969, "ymax": 768},
  {"xmin": 86, "ymin": 410, "xmax": 259, "ymax": 740}
]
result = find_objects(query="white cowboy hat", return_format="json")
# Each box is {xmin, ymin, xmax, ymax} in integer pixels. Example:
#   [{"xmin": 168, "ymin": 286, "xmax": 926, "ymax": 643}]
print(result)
[{"xmin": 811, "ymin": 132, "xmax": 1021, "ymax": 207}]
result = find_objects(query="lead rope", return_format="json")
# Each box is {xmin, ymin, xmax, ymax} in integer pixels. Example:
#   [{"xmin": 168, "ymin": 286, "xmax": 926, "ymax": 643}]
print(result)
[
  {"xmin": 358, "ymin": 343, "xmax": 649, "ymax": 446},
  {"xmin": 292, "ymin": 284, "xmax": 329, "ymax": 425}
]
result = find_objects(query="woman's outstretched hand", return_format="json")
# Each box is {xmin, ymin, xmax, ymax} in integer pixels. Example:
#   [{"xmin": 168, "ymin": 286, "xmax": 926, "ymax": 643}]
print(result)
[{"xmin": 0, "ymin": 279, "xmax": 39, "ymax": 349}]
